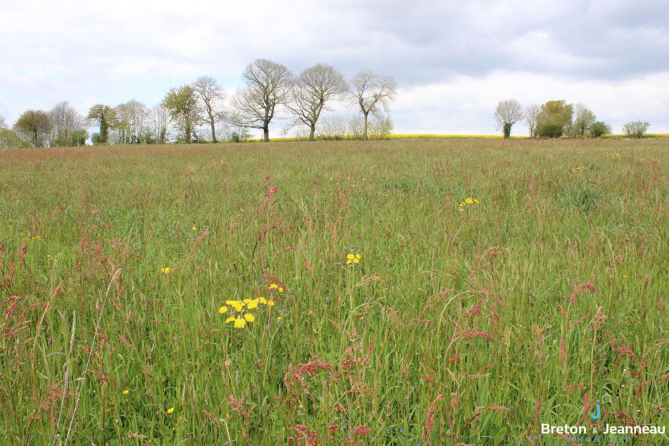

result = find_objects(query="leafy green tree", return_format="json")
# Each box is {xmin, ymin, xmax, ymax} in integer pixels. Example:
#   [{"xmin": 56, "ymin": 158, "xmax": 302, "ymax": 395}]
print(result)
[
  {"xmin": 87, "ymin": 104, "xmax": 117, "ymax": 144},
  {"xmin": 538, "ymin": 100, "xmax": 573, "ymax": 138},
  {"xmin": 590, "ymin": 121, "xmax": 611, "ymax": 138},
  {"xmin": 162, "ymin": 85, "xmax": 202, "ymax": 143},
  {"xmin": 623, "ymin": 121, "xmax": 650, "ymax": 138},
  {"xmin": 13, "ymin": 110, "xmax": 53, "ymax": 147}
]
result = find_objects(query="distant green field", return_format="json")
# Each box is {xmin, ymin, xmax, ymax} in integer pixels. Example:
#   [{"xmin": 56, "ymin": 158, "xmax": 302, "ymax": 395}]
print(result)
[{"xmin": 0, "ymin": 138, "xmax": 667, "ymax": 445}]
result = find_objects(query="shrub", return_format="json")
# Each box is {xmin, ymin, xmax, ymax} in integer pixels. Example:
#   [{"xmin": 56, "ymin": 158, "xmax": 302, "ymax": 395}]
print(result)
[
  {"xmin": 622, "ymin": 121, "xmax": 650, "ymax": 138},
  {"xmin": 590, "ymin": 121, "xmax": 611, "ymax": 138},
  {"xmin": 538, "ymin": 119, "xmax": 565, "ymax": 138}
]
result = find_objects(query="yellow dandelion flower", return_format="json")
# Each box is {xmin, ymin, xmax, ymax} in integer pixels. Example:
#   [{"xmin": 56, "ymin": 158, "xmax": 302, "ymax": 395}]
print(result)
[
  {"xmin": 278, "ymin": 287, "xmax": 284, "ymax": 293},
  {"xmin": 219, "ymin": 306, "xmax": 228, "ymax": 314},
  {"xmin": 226, "ymin": 317, "xmax": 236, "ymax": 324},
  {"xmin": 258, "ymin": 297, "xmax": 267, "ymax": 304},
  {"xmin": 474, "ymin": 199, "xmax": 480, "ymax": 203},
  {"xmin": 266, "ymin": 300, "xmax": 275, "ymax": 306},
  {"xmin": 225, "ymin": 300, "xmax": 235, "ymax": 306},
  {"xmin": 244, "ymin": 313, "xmax": 255, "ymax": 323},
  {"xmin": 234, "ymin": 318, "xmax": 246, "ymax": 329},
  {"xmin": 122, "ymin": 389, "xmax": 130, "ymax": 395},
  {"xmin": 353, "ymin": 258, "xmax": 360, "ymax": 264},
  {"xmin": 246, "ymin": 300, "xmax": 259, "ymax": 310},
  {"xmin": 167, "ymin": 407, "xmax": 174, "ymax": 414},
  {"xmin": 269, "ymin": 283, "xmax": 279, "ymax": 289},
  {"xmin": 347, "ymin": 254, "xmax": 355, "ymax": 260},
  {"xmin": 192, "ymin": 226, "xmax": 197, "ymax": 231},
  {"xmin": 161, "ymin": 267, "xmax": 173, "ymax": 274},
  {"xmin": 347, "ymin": 259, "xmax": 352, "ymax": 264},
  {"xmin": 277, "ymin": 317, "xmax": 282, "ymax": 320},
  {"xmin": 356, "ymin": 254, "xmax": 362, "ymax": 259}
]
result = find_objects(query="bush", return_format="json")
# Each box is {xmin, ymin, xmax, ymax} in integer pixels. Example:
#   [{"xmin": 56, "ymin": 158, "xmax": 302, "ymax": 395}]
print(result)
[
  {"xmin": 590, "ymin": 121, "xmax": 611, "ymax": 138},
  {"xmin": 68, "ymin": 129, "xmax": 89, "ymax": 147},
  {"xmin": 368, "ymin": 115, "xmax": 394, "ymax": 140},
  {"xmin": 538, "ymin": 119, "xmax": 565, "ymax": 138},
  {"xmin": 0, "ymin": 129, "xmax": 28, "ymax": 149},
  {"xmin": 622, "ymin": 121, "xmax": 650, "ymax": 138}
]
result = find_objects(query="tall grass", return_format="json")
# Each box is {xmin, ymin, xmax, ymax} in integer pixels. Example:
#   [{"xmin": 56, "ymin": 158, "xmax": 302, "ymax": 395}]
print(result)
[{"xmin": 0, "ymin": 138, "xmax": 667, "ymax": 445}]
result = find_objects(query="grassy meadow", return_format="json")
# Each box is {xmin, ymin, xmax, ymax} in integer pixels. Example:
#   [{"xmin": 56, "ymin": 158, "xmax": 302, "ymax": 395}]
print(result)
[{"xmin": 0, "ymin": 138, "xmax": 667, "ymax": 445}]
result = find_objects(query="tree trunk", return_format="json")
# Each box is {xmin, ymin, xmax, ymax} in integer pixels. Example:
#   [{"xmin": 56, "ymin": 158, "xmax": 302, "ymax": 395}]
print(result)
[
  {"xmin": 263, "ymin": 126, "xmax": 269, "ymax": 142},
  {"xmin": 309, "ymin": 125, "xmax": 315, "ymax": 141},
  {"xmin": 363, "ymin": 112, "xmax": 369, "ymax": 140},
  {"xmin": 504, "ymin": 123, "xmax": 512, "ymax": 138},
  {"xmin": 210, "ymin": 120, "xmax": 217, "ymax": 143}
]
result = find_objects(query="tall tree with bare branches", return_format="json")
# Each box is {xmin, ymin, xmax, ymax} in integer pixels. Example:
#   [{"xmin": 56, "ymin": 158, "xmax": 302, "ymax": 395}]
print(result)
[
  {"xmin": 287, "ymin": 64, "xmax": 348, "ymax": 141},
  {"xmin": 524, "ymin": 104, "xmax": 541, "ymax": 138},
  {"xmin": 349, "ymin": 70, "xmax": 397, "ymax": 140},
  {"xmin": 229, "ymin": 59, "xmax": 293, "ymax": 142},
  {"xmin": 494, "ymin": 99, "xmax": 523, "ymax": 138},
  {"xmin": 193, "ymin": 76, "xmax": 226, "ymax": 143},
  {"xmin": 50, "ymin": 101, "xmax": 84, "ymax": 147}
]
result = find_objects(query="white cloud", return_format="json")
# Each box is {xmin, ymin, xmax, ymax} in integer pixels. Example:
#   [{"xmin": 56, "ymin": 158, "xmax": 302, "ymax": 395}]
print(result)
[{"xmin": 0, "ymin": 0, "xmax": 666, "ymax": 135}]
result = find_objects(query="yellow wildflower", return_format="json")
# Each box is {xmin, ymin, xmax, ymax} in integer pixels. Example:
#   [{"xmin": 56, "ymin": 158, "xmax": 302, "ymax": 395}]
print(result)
[
  {"xmin": 258, "ymin": 297, "xmax": 267, "ymax": 304},
  {"xmin": 225, "ymin": 317, "xmax": 236, "ymax": 324},
  {"xmin": 269, "ymin": 283, "xmax": 279, "ymax": 290},
  {"xmin": 278, "ymin": 287, "xmax": 284, "ymax": 293},
  {"xmin": 234, "ymin": 318, "xmax": 246, "ymax": 329},
  {"xmin": 219, "ymin": 306, "xmax": 228, "ymax": 314},
  {"xmin": 246, "ymin": 299, "xmax": 259, "ymax": 310},
  {"xmin": 347, "ymin": 254, "xmax": 355, "ymax": 260},
  {"xmin": 244, "ymin": 313, "xmax": 255, "ymax": 323},
  {"xmin": 161, "ymin": 267, "xmax": 173, "ymax": 275},
  {"xmin": 122, "ymin": 390, "xmax": 129, "ymax": 395},
  {"xmin": 266, "ymin": 300, "xmax": 275, "ymax": 306},
  {"xmin": 192, "ymin": 226, "xmax": 197, "ymax": 231},
  {"xmin": 167, "ymin": 407, "xmax": 174, "ymax": 414}
]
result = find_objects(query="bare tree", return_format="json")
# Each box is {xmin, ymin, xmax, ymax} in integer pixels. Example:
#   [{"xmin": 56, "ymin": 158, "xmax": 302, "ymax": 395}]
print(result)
[
  {"xmin": 114, "ymin": 100, "xmax": 149, "ymax": 144},
  {"xmin": 50, "ymin": 102, "xmax": 84, "ymax": 147},
  {"xmin": 349, "ymin": 70, "xmax": 397, "ymax": 140},
  {"xmin": 571, "ymin": 103, "xmax": 596, "ymax": 137},
  {"xmin": 524, "ymin": 104, "xmax": 541, "ymax": 138},
  {"xmin": 494, "ymin": 99, "xmax": 523, "ymax": 138},
  {"xmin": 287, "ymin": 64, "xmax": 348, "ymax": 141},
  {"xmin": 151, "ymin": 105, "xmax": 170, "ymax": 144},
  {"xmin": 0, "ymin": 115, "xmax": 6, "ymax": 129},
  {"xmin": 229, "ymin": 59, "xmax": 293, "ymax": 142},
  {"xmin": 192, "ymin": 76, "xmax": 226, "ymax": 143}
]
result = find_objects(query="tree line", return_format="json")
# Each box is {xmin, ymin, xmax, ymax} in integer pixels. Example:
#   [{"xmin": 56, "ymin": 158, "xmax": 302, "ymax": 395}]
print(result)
[
  {"xmin": 0, "ymin": 59, "xmax": 397, "ymax": 148},
  {"xmin": 493, "ymin": 99, "xmax": 651, "ymax": 139}
]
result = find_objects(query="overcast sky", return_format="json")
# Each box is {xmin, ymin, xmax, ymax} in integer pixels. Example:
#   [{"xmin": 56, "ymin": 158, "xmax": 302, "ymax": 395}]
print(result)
[{"xmin": 1, "ymin": 0, "xmax": 667, "ymax": 137}]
